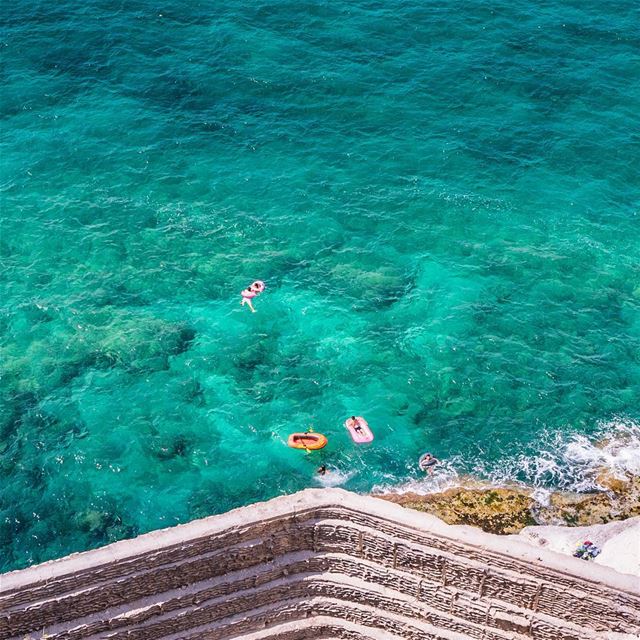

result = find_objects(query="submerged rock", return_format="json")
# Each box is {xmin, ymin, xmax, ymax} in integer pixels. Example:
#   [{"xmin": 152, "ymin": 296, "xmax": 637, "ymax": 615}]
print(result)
[
  {"xmin": 94, "ymin": 316, "xmax": 196, "ymax": 372},
  {"xmin": 146, "ymin": 433, "xmax": 194, "ymax": 461}
]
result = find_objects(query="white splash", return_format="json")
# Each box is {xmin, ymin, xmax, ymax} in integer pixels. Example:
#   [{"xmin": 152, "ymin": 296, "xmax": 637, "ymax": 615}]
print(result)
[
  {"xmin": 375, "ymin": 417, "xmax": 640, "ymax": 496},
  {"xmin": 316, "ymin": 468, "xmax": 355, "ymax": 488},
  {"xmin": 371, "ymin": 457, "xmax": 463, "ymax": 496},
  {"xmin": 483, "ymin": 417, "xmax": 640, "ymax": 493}
]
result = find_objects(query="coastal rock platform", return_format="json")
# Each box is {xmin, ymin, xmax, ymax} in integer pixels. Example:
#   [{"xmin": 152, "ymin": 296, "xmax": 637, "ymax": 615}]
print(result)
[
  {"xmin": 375, "ymin": 473, "xmax": 640, "ymax": 535},
  {"xmin": 1, "ymin": 489, "xmax": 638, "ymax": 639}
]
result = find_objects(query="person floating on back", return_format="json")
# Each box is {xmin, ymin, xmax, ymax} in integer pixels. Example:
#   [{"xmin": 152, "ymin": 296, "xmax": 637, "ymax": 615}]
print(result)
[{"xmin": 241, "ymin": 280, "xmax": 265, "ymax": 313}]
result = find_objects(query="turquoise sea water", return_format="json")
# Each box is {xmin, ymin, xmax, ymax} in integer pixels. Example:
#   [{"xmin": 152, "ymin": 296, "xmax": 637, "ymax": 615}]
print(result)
[{"xmin": 1, "ymin": 0, "xmax": 639, "ymax": 571}]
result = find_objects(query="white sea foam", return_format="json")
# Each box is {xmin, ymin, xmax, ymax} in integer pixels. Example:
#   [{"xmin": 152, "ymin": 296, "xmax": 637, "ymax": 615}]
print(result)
[
  {"xmin": 375, "ymin": 418, "xmax": 640, "ymax": 496},
  {"xmin": 372, "ymin": 457, "xmax": 463, "ymax": 496},
  {"xmin": 480, "ymin": 417, "xmax": 640, "ymax": 493},
  {"xmin": 316, "ymin": 468, "xmax": 355, "ymax": 487}
]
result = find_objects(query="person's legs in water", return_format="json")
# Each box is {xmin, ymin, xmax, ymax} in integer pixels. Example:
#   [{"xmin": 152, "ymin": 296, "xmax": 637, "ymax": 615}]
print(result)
[
  {"xmin": 241, "ymin": 296, "xmax": 256, "ymax": 312},
  {"xmin": 241, "ymin": 286, "xmax": 258, "ymax": 312}
]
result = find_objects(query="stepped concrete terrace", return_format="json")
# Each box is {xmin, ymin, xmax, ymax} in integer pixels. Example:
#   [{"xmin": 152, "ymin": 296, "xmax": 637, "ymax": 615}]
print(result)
[{"xmin": 1, "ymin": 488, "xmax": 639, "ymax": 640}]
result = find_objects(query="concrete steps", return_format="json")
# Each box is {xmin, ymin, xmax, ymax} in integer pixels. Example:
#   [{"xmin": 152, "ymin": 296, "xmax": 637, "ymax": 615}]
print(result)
[{"xmin": 2, "ymin": 489, "xmax": 638, "ymax": 640}]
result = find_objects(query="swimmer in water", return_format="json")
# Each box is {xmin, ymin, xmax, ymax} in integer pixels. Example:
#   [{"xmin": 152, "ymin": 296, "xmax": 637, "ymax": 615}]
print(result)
[
  {"xmin": 419, "ymin": 452, "xmax": 439, "ymax": 475},
  {"xmin": 240, "ymin": 280, "xmax": 265, "ymax": 313},
  {"xmin": 317, "ymin": 465, "xmax": 327, "ymax": 476}
]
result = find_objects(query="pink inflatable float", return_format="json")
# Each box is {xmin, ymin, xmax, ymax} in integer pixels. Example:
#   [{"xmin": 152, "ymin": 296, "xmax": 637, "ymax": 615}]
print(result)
[
  {"xmin": 241, "ymin": 280, "xmax": 266, "ymax": 312},
  {"xmin": 344, "ymin": 416, "xmax": 374, "ymax": 444}
]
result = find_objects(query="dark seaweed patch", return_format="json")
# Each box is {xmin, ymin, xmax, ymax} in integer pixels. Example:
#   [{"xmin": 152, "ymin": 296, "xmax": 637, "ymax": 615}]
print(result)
[
  {"xmin": 174, "ymin": 326, "xmax": 197, "ymax": 355},
  {"xmin": 179, "ymin": 378, "xmax": 206, "ymax": 406},
  {"xmin": 147, "ymin": 433, "xmax": 194, "ymax": 461},
  {"xmin": 0, "ymin": 391, "xmax": 39, "ymax": 441}
]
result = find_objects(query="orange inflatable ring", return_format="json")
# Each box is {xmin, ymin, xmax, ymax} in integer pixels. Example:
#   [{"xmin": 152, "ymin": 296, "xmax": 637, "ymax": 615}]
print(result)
[{"xmin": 287, "ymin": 432, "xmax": 328, "ymax": 450}]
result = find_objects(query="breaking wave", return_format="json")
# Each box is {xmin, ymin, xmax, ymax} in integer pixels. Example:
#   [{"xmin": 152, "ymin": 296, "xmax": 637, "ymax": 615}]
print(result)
[{"xmin": 374, "ymin": 418, "xmax": 640, "ymax": 498}]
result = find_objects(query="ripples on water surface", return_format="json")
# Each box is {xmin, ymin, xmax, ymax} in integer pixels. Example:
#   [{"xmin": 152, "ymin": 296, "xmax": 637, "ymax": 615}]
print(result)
[{"xmin": 1, "ymin": 0, "xmax": 639, "ymax": 570}]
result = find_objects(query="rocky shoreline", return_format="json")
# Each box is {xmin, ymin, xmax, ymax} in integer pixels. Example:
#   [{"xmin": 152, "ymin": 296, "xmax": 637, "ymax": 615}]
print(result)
[
  {"xmin": 374, "ymin": 472, "xmax": 640, "ymax": 535},
  {"xmin": 374, "ymin": 472, "xmax": 640, "ymax": 577}
]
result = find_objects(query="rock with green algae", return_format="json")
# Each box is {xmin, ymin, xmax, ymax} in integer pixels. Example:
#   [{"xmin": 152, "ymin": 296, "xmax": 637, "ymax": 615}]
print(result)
[
  {"xmin": 535, "ymin": 475, "xmax": 640, "ymax": 526},
  {"xmin": 595, "ymin": 469, "xmax": 631, "ymax": 494},
  {"xmin": 376, "ymin": 474, "xmax": 640, "ymax": 535},
  {"xmin": 377, "ymin": 487, "xmax": 536, "ymax": 535},
  {"xmin": 93, "ymin": 315, "xmax": 196, "ymax": 372}
]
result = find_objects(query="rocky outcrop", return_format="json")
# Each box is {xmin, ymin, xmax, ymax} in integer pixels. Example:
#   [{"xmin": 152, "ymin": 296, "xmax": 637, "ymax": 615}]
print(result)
[
  {"xmin": 596, "ymin": 470, "xmax": 631, "ymax": 494},
  {"xmin": 377, "ymin": 487, "xmax": 537, "ymax": 534},
  {"xmin": 1, "ymin": 489, "xmax": 638, "ymax": 640},
  {"xmin": 376, "ymin": 474, "xmax": 640, "ymax": 534},
  {"xmin": 537, "ymin": 474, "xmax": 640, "ymax": 526}
]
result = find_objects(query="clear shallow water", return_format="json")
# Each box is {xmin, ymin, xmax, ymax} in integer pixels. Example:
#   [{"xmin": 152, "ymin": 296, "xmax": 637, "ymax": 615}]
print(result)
[{"xmin": 1, "ymin": 0, "xmax": 639, "ymax": 571}]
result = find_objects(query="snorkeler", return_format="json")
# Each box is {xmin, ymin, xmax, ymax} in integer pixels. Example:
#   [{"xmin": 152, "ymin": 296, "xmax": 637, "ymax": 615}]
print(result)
[{"xmin": 240, "ymin": 280, "xmax": 265, "ymax": 313}]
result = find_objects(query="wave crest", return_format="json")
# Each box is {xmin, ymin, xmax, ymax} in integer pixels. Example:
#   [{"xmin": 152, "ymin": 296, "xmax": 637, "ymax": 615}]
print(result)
[{"xmin": 373, "ymin": 417, "xmax": 640, "ymax": 496}]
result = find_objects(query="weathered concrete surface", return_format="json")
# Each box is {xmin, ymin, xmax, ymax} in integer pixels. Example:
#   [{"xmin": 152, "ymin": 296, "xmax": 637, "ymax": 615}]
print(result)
[
  {"xmin": 1, "ymin": 489, "xmax": 638, "ymax": 640},
  {"xmin": 515, "ymin": 516, "xmax": 640, "ymax": 577}
]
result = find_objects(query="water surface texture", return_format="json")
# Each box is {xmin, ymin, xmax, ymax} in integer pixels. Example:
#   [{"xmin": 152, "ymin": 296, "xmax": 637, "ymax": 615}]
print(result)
[{"xmin": 1, "ymin": 0, "xmax": 639, "ymax": 571}]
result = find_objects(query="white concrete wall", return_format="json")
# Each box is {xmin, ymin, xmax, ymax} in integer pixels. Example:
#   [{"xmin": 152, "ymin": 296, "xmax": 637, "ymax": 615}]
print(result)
[{"xmin": 1, "ymin": 489, "xmax": 638, "ymax": 640}]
